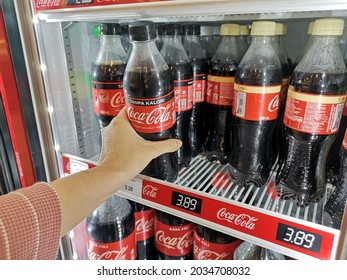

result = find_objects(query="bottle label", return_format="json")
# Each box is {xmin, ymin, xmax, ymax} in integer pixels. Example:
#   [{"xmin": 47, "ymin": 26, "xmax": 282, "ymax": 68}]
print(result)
[
  {"xmin": 125, "ymin": 90, "xmax": 176, "ymax": 134},
  {"xmin": 233, "ymin": 83, "xmax": 282, "ymax": 121},
  {"xmin": 174, "ymin": 79, "xmax": 194, "ymax": 112},
  {"xmin": 154, "ymin": 218, "xmax": 194, "ymax": 257},
  {"xmin": 280, "ymin": 78, "xmax": 289, "ymax": 107},
  {"xmin": 343, "ymin": 129, "xmax": 347, "ymax": 150},
  {"xmin": 92, "ymin": 81, "xmax": 125, "ymax": 116},
  {"xmin": 283, "ymin": 88, "xmax": 347, "ymax": 135},
  {"xmin": 193, "ymin": 74, "xmax": 207, "ymax": 103},
  {"xmin": 193, "ymin": 230, "xmax": 241, "ymax": 260},
  {"xmin": 207, "ymin": 75, "xmax": 234, "ymax": 106},
  {"xmin": 343, "ymin": 100, "xmax": 347, "ymax": 116},
  {"xmin": 134, "ymin": 208, "xmax": 155, "ymax": 242},
  {"xmin": 87, "ymin": 232, "xmax": 136, "ymax": 260}
]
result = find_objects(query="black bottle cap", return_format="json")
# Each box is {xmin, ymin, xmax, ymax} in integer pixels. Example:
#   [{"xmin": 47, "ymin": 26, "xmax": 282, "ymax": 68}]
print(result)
[
  {"xmin": 163, "ymin": 23, "xmax": 183, "ymax": 36},
  {"xmin": 128, "ymin": 21, "xmax": 157, "ymax": 42},
  {"xmin": 100, "ymin": 23, "xmax": 122, "ymax": 36},
  {"xmin": 184, "ymin": 24, "xmax": 201, "ymax": 35}
]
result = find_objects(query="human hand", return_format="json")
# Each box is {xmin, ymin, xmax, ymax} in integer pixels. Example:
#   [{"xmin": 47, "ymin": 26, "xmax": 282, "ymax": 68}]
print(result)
[{"xmin": 98, "ymin": 107, "xmax": 182, "ymax": 182}]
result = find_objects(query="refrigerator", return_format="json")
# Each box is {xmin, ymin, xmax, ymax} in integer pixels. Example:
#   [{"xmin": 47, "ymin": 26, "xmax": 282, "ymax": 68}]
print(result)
[{"xmin": 12, "ymin": 0, "xmax": 347, "ymax": 260}]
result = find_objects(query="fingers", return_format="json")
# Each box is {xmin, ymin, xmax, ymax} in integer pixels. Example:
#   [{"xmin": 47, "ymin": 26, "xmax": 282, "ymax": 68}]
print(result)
[{"xmin": 148, "ymin": 139, "xmax": 182, "ymax": 158}]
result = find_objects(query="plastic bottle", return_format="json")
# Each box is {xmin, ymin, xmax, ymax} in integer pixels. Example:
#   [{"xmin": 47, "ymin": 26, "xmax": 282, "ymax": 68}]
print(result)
[
  {"xmin": 199, "ymin": 25, "xmax": 217, "ymax": 62},
  {"xmin": 91, "ymin": 23, "xmax": 128, "ymax": 130},
  {"xmin": 229, "ymin": 21, "xmax": 282, "ymax": 187},
  {"xmin": 183, "ymin": 23, "xmax": 209, "ymax": 156},
  {"xmin": 275, "ymin": 18, "xmax": 347, "ymax": 206},
  {"xmin": 161, "ymin": 23, "xmax": 194, "ymax": 169},
  {"xmin": 234, "ymin": 241, "xmax": 286, "ymax": 260},
  {"xmin": 86, "ymin": 195, "xmax": 136, "ymax": 260},
  {"xmin": 323, "ymin": 128, "xmax": 347, "ymax": 229},
  {"xmin": 205, "ymin": 23, "xmax": 241, "ymax": 164},
  {"xmin": 123, "ymin": 21, "xmax": 179, "ymax": 182}
]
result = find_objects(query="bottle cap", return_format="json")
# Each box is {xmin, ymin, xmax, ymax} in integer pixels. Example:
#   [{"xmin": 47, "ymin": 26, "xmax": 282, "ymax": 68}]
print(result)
[
  {"xmin": 275, "ymin": 23, "xmax": 284, "ymax": 35},
  {"xmin": 220, "ymin": 23, "xmax": 240, "ymax": 36},
  {"xmin": 100, "ymin": 23, "xmax": 122, "ymax": 36},
  {"xmin": 128, "ymin": 21, "xmax": 157, "ymax": 41},
  {"xmin": 312, "ymin": 18, "xmax": 344, "ymax": 36},
  {"xmin": 251, "ymin": 21, "xmax": 276, "ymax": 36},
  {"xmin": 200, "ymin": 25, "xmax": 214, "ymax": 36},
  {"xmin": 163, "ymin": 23, "xmax": 183, "ymax": 36},
  {"xmin": 184, "ymin": 24, "xmax": 200, "ymax": 36},
  {"xmin": 240, "ymin": 25, "xmax": 249, "ymax": 35},
  {"xmin": 307, "ymin": 22, "xmax": 314, "ymax": 35}
]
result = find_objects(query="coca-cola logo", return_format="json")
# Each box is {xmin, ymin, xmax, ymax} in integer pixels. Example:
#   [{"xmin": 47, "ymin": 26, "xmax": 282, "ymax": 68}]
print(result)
[
  {"xmin": 36, "ymin": 0, "xmax": 60, "ymax": 8},
  {"xmin": 268, "ymin": 95, "xmax": 280, "ymax": 112},
  {"xmin": 88, "ymin": 246, "xmax": 130, "ymax": 260},
  {"xmin": 142, "ymin": 185, "xmax": 158, "ymax": 198},
  {"xmin": 110, "ymin": 91, "xmax": 125, "ymax": 107},
  {"xmin": 135, "ymin": 216, "xmax": 154, "ymax": 234},
  {"xmin": 155, "ymin": 230, "xmax": 194, "ymax": 250},
  {"xmin": 194, "ymin": 246, "xmax": 229, "ymax": 260},
  {"xmin": 97, "ymin": 90, "xmax": 110, "ymax": 103},
  {"xmin": 217, "ymin": 208, "xmax": 258, "ymax": 230},
  {"xmin": 127, "ymin": 104, "xmax": 171, "ymax": 125}
]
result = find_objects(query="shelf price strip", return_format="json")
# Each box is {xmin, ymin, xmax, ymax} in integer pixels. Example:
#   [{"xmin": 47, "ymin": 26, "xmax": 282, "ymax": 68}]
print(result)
[{"xmin": 141, "ymin": 179, "xmax": 335, "ymax": 260}]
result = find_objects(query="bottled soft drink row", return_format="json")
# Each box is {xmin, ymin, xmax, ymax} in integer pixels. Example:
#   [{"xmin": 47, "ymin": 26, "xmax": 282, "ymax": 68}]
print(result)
[
  {"xmin": 86, "ymin": 195, "xmax": 288, "ymax": 260},
  {"xmin": 87, "ymin": 18, "xmax": 347, "ymax": 261}
]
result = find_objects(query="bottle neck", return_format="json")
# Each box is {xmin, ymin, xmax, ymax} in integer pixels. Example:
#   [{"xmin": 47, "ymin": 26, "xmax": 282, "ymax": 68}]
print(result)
[
  {"xmin": 212, "ymin": 35, "xmax": 241, "ymax": 62},
  {"xmin": 96, "ymin": 35, "xmax": 127, "ymax": 63},
  {"xmin": 100, "ymin": 35, "xmax": 123, "ymax": 47},
  {"xmin": 251, "ymin": 35, "xmax": 274, "ymax": 45}
]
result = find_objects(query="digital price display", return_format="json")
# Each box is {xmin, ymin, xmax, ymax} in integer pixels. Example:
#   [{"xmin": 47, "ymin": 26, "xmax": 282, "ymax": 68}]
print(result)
[
  {"xmin": 171, "ymin": 191, "xmax": 202, "ymax": 214},
  {"xmin": 276, "ymin": 223, "xmax": 322, "ymax": 253}
]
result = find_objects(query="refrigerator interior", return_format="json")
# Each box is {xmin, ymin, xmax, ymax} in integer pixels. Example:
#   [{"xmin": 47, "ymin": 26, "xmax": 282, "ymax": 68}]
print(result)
[{"xmin": 16, "ymin": 0, "xmax": 347, "ymax": 260}]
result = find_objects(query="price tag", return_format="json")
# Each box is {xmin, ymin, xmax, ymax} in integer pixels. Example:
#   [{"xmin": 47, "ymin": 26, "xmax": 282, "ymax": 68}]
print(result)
[
  {"xmin": 120, "ymin": 178, "xmax": 142, "ymax": 198},
  {"xmin": 70, "ymin": 158, "xmax": 89, "ymax": 174}
]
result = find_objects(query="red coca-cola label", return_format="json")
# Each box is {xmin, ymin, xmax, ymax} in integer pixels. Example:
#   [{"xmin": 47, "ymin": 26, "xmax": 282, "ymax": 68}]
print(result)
[
  {"xmin": 193, "ymin": 230, "xmax": 242, "ymax": 260},
  {"xmin": 87, "ymin": 232, "xmax": 136, "ymax": 260},
  {"xmin": 92, "ymin": 81, "xmax": 125, "ymax": 116},
  {"xmin": 233, "ymin": 83, "xmax": 281, "ymax": 121},
  {"xmin": 125, "ymin": 91, "xmax": 176, "ymax": 134},
  {"xmin": 284, "ymin": 88, "xmax": 347, "ymax": 135},
  {"xmin": 154, "ymin": 218, "xmax": 194, "ymax": 257},
  {"xmin": 193, "ymin": 74, "xmax": 207, "ymax": 103},
  {"xmin": 207, "ymin": 75, "xmax": 234, "ymax": 106},
  {"xmin": 174, "ymin": 79, "xmax": 193, "ymax": 112},
  {"xmin": 343, "ymin": 129, "xmax": 347, "ymax": 150},
  {"xmin": 134, "ymin": 208, "xmax": 155, "ymax": 242}
]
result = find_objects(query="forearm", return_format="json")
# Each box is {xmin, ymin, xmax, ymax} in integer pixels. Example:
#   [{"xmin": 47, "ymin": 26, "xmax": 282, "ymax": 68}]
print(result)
[{"xmin": 50, "ymin": 164, "xmax": 130, "ymax": 237}]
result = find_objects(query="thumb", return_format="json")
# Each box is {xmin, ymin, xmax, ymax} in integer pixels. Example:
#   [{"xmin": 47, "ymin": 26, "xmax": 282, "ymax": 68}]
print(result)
[{"xmin": 149, "ymin": 139, "xmax": 182, "ymax": 158}]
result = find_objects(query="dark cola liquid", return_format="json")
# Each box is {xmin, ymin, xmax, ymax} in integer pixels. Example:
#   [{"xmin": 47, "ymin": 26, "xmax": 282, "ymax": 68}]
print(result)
[
  {"xmin": 129, "ymin": 201, "xmax": 158, "ymax": 260},
  {"xmin": 205, "ymin": 61, "xmax": 238, "ymax": 164},
  {"xmin": 168, "ymin": 62, "xmax": 193, "ymax": 169},
  {"xmin": 123, "ymin": 69, "xmax": 178, "ymax": 182},
  {"xmin": 190, "ymin": 58, "xmax": 209, "ymax": 156},
  {"xmin": 91, "ymin": 62, "xmax": 127, "ymax": 128},
  {"xmin": 230, "ymin": 67, "xmax": 282, "ymax": 185},
  {"xmin": 155, "ymin": 211, "xmax": 193, "ymax": 260},
  {"xmin": 276, "ymin": 71, "xmax": 347, "ymax": 206}
]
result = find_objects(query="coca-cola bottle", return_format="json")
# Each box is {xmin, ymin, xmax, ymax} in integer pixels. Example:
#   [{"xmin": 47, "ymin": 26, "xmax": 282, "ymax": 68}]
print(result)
[
  {"xmin": 86, "ymin": 195, "xmax": 136, "ymax": 260},
  {"xmin": 154, "ymin": 210, "xmax": 194, "ymax": 260},
  {"xmin": 161, "ymin": 23, "xmax": 194, "ymax": 169},
  {"xmin": 327, "ymin": 101, "xmax": 347, "ymax": 184},
  {"xmin": 123, "ymin": 21, "xmax": 179, "ymax": 181},
  {"xmin": 323, "ymin": 128, "xmax": 347, "ymax": 229},
  {"xmin": 194, "ymin": 225, "xmax": 242, "ymax": 260},
  {"xmin": 205, "ymin": 23, "xmax": 241, "ymax": 164},
  {"xmin": 275, "ymin": 18, "xmax": 347, "ymax": 206},
  {"xmin": 129, "ymin": 201, "xmax": 158, "ymax": 259},
  {"xmin": 230, "ymin": 21, "xmax": 282, "ymax": 187},
  {"xmin": 183, "ymin": 23, "xmax": 209, "ymax": 156},
  {"xmin": 199, "ymin": 25, "xmax": 217, "ymax": 62},
  {"xmin": 91, "ymin": 23, "xmax": 128, "ymax": 130}
]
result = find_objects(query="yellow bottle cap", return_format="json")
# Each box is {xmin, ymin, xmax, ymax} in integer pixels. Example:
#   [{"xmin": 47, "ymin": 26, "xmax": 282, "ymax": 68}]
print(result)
[
  {"xmin": 275, "ymin": 23, "xmax": 284, "ymax": 35},
  {"xmin": 251, "ymin": 21, "xmax": 276, "ymax": 36},
  {"xmin": 220, "ymin": 23, "xmax": 240, "ymax": 36},
  {"xmin": 312, "ymin": 18, "xmax": 344, "ymax": 36},
  {"xmin": 240, "ymin": 25, "xmax": 249, "ymax": 35}
]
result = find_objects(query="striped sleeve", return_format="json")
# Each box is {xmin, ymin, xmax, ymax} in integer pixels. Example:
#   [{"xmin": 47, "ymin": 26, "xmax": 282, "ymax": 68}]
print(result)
[{"xmin": 0, "ymin": 182, "xmax": 62, "ymax": 260}]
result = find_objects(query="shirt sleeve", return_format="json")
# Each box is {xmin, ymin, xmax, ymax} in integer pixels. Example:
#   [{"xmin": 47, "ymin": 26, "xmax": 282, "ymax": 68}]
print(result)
[{"xmin": 0, "ymin": 182, "xmax": 62, "ymax": 260}]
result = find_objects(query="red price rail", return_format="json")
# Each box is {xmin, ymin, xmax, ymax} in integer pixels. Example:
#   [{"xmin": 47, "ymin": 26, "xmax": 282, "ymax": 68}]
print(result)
[{"xmin": 62, "ymin": 153, "xmax": 341, "ymax": 260}]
